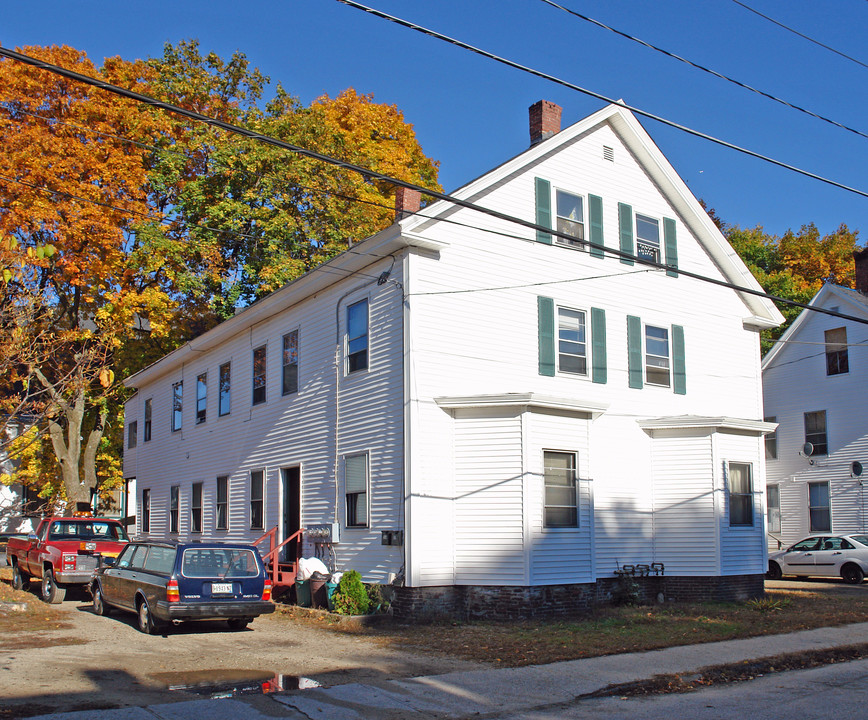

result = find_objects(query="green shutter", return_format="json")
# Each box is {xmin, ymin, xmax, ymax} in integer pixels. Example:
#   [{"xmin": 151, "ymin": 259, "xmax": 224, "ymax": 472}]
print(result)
[
  {"xmin": 672, "ymin": 324, "xmax": 686, "ymax": 395},
  {"xmin": 627, "ymin": 315, "xmax": 643, "ymax": 389},
  {"xmin": 664, "ymin": 217, "xmax": 679, "ymax": 277},
  {"xmin": 589, "ymin": 194, "xmax": 604, "ymax": 258},
  {"xmin": 591, "ymin": 307, "xmax": 607, "ymax": 384},
  {"xmin": 535, "ymin": 177, "xmax": 552, "ymax": 245},
  {"xmin": 538, "ymin": 296, "xmax": 555, "ymax": 376},
  {"xmin": 619, "ymin": 202, "xmax": 634, "ymax": 265}
]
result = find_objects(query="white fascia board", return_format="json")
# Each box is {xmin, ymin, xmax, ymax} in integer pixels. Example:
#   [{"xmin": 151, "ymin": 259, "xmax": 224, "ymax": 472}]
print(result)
[
  {"xmin": 435, "ymin": 393, "xmax": 609, "ymax": 418},
  {"xmin": 125, "ymin": 225, "xmax": 448, "ymax": 389},
  {"xmin": 638, "ymin": 415, "xmax": 778, "ymax": 436}
]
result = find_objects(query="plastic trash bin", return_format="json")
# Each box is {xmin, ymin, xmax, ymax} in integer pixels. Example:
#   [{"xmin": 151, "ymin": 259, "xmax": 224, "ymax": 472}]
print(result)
[{"xmin": 295, "ymin": 579, "xmax": 311, "ymax": 607}]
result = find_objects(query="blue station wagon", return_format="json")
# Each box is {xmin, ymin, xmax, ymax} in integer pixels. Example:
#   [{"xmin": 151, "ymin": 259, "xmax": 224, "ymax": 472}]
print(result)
[{"xmin": 90, "ymin": 540, "xmax": 275, "ymax": 634}]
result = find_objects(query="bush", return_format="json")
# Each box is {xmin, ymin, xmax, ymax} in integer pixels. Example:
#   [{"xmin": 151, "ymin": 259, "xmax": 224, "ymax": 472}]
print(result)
[{"xmin": 332, "ymin": 570, "xmax": 371, "ymax": 615}]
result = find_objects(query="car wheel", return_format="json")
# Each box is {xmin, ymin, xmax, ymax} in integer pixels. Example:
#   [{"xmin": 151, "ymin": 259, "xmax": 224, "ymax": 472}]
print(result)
[
  {"xmin": 41, "ymin": 568, "xmax": 66, "ymax": 604},
  {"xmin": 766, "ymin": 561, "xmax": 783, "ymax": 580},
  {"xmin": 92, "ymin": 584, "xmax": 110, "ymax": 616},
  {"xmin": 841, "ymin": 564, "xmax": 865, "ymax": 585},
  {"xmin": 137, "ymin": 598, "xmax": 161, "ymax": 635},
  {"xmin": 227, "ymin": 617, "xmax": 251, "ymax": 631},
  {"xmin": 11, "ymin": 565, "xmax": 26, "ymax": 591}
]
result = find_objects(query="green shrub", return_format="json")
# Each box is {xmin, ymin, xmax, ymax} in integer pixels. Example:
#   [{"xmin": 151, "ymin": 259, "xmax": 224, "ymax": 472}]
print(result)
[{"xmin": 332, "ymin": 570, "xmax": 371, "ymax": 615}]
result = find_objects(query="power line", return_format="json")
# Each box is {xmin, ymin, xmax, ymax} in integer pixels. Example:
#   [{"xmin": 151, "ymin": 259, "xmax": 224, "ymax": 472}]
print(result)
[
  {"xmin": 732, "ymin": 0, "xmax": 868, "ymax": 71},
  {"xmin": 2, "ymin": 46, "xmax": 867, "ymax": 328},
  {"xmin": 539, "ymin": 0, "xmax": 868, "ymax": 141},
  {"xmin": 333, "ymin": 0, "xmax": 868, "ymax": 200}
]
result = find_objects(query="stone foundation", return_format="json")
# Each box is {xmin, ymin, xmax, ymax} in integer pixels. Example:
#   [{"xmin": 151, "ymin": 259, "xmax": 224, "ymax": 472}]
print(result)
[{"xmin": 391, "ymin": 574, "xmax": 764, "ymax": 622}]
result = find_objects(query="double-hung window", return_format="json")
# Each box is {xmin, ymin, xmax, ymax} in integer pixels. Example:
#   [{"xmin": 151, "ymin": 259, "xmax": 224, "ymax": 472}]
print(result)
[
  {"xmin": 169, "ymin": 485, "xmax": 180, "ymax": 534},
  {"xmin": 544, "ymin": 451, "xmax": 578, "ymax": 528},
  {"xmin": 141, "ymin": 489, "xmax": 150, "ymax": 533},
  {"xmin": 283, "ymin": 330, "xmax": 299, "ymax": 395},
  {"xmin": 345, "ymin": 453, "xmax": 369, "ymax": 528},
  {"xmin": 767, "ymin": 484, "xmax": 781, "ymax": 534},
  {"xmin": 219, "ymin": 362, "xmax": 231, "ymax": 416},
  {"xmin": 636, "ymin": 214, "xmax": 660, "ymax": 263},
  {"xmin": 645, "ymin": 325, "xmax": 671, "ymax": 387},
  {"xmin": 347, "ymin": 300, "xmax": 369, "ymax": 373},
  {"xmin": 252, "ymin": 346, "xmax": 267, "ymax": 405},
  {"xmin": 809, "ymin": 481, "xmax": 831, "ymax": 532},
  {"xmin": 250, "ymin": 470, "xmax": 264, "ymax": 530},
  {"xmin": 555, "ymin": 190, "xmax": 584, "ymax": 248},
  {"xmin": 215, "ymin": 476, "xmax": 228, "ymax": 530},
  {"xmin": 144, "ymin": 398, "xmax": 152, "ymax": 441},
  {"xmin": 191, "ymin": 482, "xmax": 203, "ymax": 533},
  {"xmin": 825, "ymin": 327, "xmax": 848, "ymax": 375},
  {"xmin": 171, "ymin": 382, "xmax": 183, "ymax": 432},
  {"xmin": 804, "ymin": 410, "xmax": 828, "ymax": 455},
  {"xmin": 128, "ymin": 421, "xmax": 137, "ymax": 449},
  {"xmin": 728, "ymin": 462, "xmax": 753, "ymax": 526},
  {"xmin": 557, "ymin": 307, "xmax": 587, "ymax": 375},
  {"xmin": 764, "ymin": 416, "xmax": 777, "ymax": 459},
  {"xmin": 196, "ymin": 373, "xmax": 207, "ymax": 424}
]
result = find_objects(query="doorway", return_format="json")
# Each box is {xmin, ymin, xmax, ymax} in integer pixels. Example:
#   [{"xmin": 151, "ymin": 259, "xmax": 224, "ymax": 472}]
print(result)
[{"xmin": 281, "ymin": 467, "xmax": 301, "ymax": 563}]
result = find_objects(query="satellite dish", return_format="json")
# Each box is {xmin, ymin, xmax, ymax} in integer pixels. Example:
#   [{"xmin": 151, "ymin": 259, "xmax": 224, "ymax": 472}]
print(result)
[
  {"xmin": 852, "ymin": 461, "xmax": 864, "ymax": 478},
  {"xmin": 801, "ymin": 442, "xmax": 815, "ymax": 457}
]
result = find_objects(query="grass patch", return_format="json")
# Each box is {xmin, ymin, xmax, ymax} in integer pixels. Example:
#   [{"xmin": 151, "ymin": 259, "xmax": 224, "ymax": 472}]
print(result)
[
  {"xmin": 303, "ymin": 588, "xmax": 868, "ymax": 667},
  {"xmin": 0, "ymin": 566, "xmax": 80, "ymax": 649}
]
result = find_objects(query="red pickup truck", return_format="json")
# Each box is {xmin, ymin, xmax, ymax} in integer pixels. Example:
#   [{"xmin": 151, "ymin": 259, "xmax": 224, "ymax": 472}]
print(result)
[{"xmin": 6, "ymin": 517, "xmax": 129, "ymax": 603}]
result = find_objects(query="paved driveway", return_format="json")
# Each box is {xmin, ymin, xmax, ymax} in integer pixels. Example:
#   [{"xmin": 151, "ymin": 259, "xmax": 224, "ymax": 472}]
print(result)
[{"xmin": 766, "ymin": 577, "xmax": 868, "ymax": 595}]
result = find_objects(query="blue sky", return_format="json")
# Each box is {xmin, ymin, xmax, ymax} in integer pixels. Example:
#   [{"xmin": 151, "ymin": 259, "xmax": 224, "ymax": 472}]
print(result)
[{"xmin": 4, "ymin": 0, "xmax": 867, "ymax": 239}]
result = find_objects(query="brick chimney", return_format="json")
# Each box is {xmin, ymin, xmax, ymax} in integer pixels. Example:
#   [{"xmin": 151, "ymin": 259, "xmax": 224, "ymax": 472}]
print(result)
[
  {"xmin": 854, "ymin": 247, "xmax": 868, "ymax": 293},
  {"xmin": 529, "ymin": 100, "xmax": 562, "ymax": 146},
  {"xmin": 395, "ymin": 186, "xmax": 421, "ymax": 221}
]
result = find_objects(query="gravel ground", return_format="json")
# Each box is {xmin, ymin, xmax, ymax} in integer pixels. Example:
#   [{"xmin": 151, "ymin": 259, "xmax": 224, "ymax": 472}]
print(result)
[{"xmin": 0, "ymin": 591, "xmax": 487, "ymax": 719}]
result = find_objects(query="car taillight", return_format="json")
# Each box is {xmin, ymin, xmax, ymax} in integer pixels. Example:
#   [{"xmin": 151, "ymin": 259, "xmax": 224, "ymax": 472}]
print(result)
[
  {"xmin": 167, "ymin": 578, "xmax": 180, "ymax": 603},
  {"xmin": 262, "ymin": 578, "xmax": 272, "ymax": 602}
]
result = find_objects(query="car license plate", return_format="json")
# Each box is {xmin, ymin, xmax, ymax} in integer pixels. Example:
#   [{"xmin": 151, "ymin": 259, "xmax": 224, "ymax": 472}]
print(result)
[{"xmin": 212, "ymin": 583, "xmax": 233, "ymax": 595}]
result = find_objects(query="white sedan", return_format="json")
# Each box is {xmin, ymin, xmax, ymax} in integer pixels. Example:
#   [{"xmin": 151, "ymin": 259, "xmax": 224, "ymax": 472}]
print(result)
[{"xmin": 768, "ymin": 534, "xmax": 868, "ymax": 584}]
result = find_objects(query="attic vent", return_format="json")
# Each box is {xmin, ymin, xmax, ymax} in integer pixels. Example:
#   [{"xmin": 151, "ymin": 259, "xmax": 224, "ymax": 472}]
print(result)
[{"xmin": 603, "ymin": 145, "xmax": 614, "ymax": 162}]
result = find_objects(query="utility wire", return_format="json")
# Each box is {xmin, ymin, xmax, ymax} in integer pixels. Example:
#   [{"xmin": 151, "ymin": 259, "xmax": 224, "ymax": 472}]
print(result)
[
  {"xmin": 732, "ymin": 0, "xmax": 868, "ymax": 71},
  {"xmin": 539, "ymin": 0, "xmax": 868, "ymax": 141},
  {"xmin": 2, "ymin": 45, "xmax": 868, "ymax": 328},
  {"xmin": 333, "ymin": 0, "xmax": 868, "ymax": 200}
]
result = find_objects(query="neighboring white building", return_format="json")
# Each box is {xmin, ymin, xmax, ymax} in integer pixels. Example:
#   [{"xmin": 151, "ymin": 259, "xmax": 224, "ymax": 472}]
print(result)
[
  {"xmin": 1, "ymin": 419, "xmax": 38, "ymax": 534},
  {"xmin": 123, "ymin": 101, "xmax": 782, "ymax": 618},
  {"xmin": 762, "ymin": 250, "xmax": 868, "ymax": 553}
]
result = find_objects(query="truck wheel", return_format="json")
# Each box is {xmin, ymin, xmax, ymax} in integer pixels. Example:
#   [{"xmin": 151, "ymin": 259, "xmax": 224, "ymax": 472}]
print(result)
[
  {"xmin": 11, "ymin": 565, "xmax": 26, "ymax": 591},
  {"xmin": 41, "ymin": 568, "xmax": 66, "ymax": 604},
  {"xmin": 137, "ymin": 598, "xmax": 161, "ymax": 635}
]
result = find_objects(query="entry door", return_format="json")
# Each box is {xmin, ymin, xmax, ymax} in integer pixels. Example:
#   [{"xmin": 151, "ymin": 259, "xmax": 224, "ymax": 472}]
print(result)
[{"xmin": 281, "ymin": 467, "xmax": 301, "ymax": 563}]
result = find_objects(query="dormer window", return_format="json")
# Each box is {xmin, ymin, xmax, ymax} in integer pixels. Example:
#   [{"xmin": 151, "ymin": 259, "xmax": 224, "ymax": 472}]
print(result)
[{"xmin": 555, "ymin": 190, "xmax": 584, "ymax": 248}]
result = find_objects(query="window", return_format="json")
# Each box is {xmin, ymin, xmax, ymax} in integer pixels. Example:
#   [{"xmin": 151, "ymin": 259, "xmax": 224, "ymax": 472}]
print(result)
[
  {"xmin": 728, "ymin": 462, "xmax": 753, "ymax": 526},
  {"xmin": 544, "ymin": 451, "xmax": 578, "ymax": 528},
  {"xmin": 141, "ymin": 489, "xmax": 150, "ymax": 533},
  {"xmin": 825, "ymin": 327, "xmax": 849, "ymax": 375},
  {"xmin": 219, "ymin": 362, "xmax": 231, "ymax": 416},
  {"xmin": 767, "ymin": 484, "xmax": 781, "ymax": 534},
  {"xmin": 144, "ymin": 398, "xmax": 152, "ymax": 442},
  {"xmin": 252, "ymin": 346, "xmax": 267, "ymax": 405},
  {"xmin": 283, "ymin": 330, "xmax": 299, "ymax": 395},
  {"xmin": 347, "ymin": 300, "xmax": 369, "ymax": 373},
  {"xmin": 216, "ymin": 476, "xmax": 228, "ymax": 530},
  {"xmin": 128, "ymin": 421, "xmax": 137, "ymax": 449},
  {"xmin": 555, "ymin": 190, "xmax": 584, "ymax": 248},
  {"xmin": 557, "ymin": 307, "xmax": 587, "ymax": 375},
  {"xmin": 171, "ymin": 382, "xmax": 183, "ymax": 432},
  {"xmin": 169, "ymin": 485, "xmax": 179, "ymax": 534},
  {"xmin": 191, "ymin": 482, "xmax": 203, "ymax": 533},
  {"xmin": 636, "ymin": 214, "xmax": 660, "ymax": 263},
  {"xmin": 345, "ymin": 453, "xmax": 368, "ymax": 527},
  {"xmin": 804, "ymin": 410, "xmax": 828, "ymax": 455},
  {"xmin": 809, "ymin": 481, "xmax": 831, "ymax": 532},
  {"xmin": 250, "ymin": 470, "xmax": 264, "ymax": 530},
  {"xmin": 645, "ymin": 325, "xmax": 670, "ymax": 387},
  {"xmin": 142, "ymin": 546, "xmax": 176, "ymax": 576},
  {"xmin": 196, "ymin": 373, "xmax": 207, "ymax": 424},
  {"xmin": 764, "ymin": 416, "xmax": 777, "ymax": 459}
]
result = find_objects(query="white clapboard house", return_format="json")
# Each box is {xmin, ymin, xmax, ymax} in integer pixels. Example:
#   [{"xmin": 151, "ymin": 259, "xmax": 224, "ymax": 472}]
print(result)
[
  {"xmin": 763, "ymin": 249, "xmax": 868, "ymax": 552},
  {"xmin": 123, "ymin": 101, "xmax": 783, "ymax": 618}
]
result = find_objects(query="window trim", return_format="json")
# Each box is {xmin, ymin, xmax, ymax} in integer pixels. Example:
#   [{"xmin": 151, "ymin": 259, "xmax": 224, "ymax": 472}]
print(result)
[
  {"xmin": 250, "ymin": 469, "xmax": 264, "ymax": 530},
  {"xmin": 825, "ymin": 327, "xmax": 849, "ymax": 376},
  {"xmin": 344, "ymin": 452, "xmax": 369, "ymax": 528},
  {"xmin": 644, "ymin": 323, "xmax": 671, "ymax": 388},
  {"xmin": 767, "ymin": 483, "xmax": 781, "ymax": 534},
  {"xmin": 727, "ymin": 461, "xmax": 754, "ymax": 527},
  {"xmin": 804, "ymin": 410, "xmax": 828, "ymax": 456},
  {"xmin": 143, "ymin": 398, "xmax": 152, "ymax": 442},
  {"xmin": 346, "ymin": 299, "xmax": 369, "ymax": 374},
  {"xmin": 127, "ymin": 421, "xmax": 137, "ymax": 449},
  {"xmin": 635, "ymin": 212, "xmax": 661, "ymax": 263},
  {"xmin": 218, "ymin": 362, "xmax": 231, "ymax": 417},
  {"xmin": 543, "ymin": 449, "xmax": 579, "ymax": 529},
  {"xmin": 252, "ymin": 345, "xmax": 267, "ymax": 406},
  {"xmin": 553, "ymin": 188, "xmax": 585, "ymax": 249},
  {"xmin": 196, "ymin": 372, "xmax": 207, "ymax": 425},
  {"xmin": 808, "ymin": 481, "xmax": 831, "ymax": 533},
  {"xmin": 215, "ymin": 476, "xmax": 229, "ymax": 531},
  {"xmin": 171, "ymin": 382, "xmax": 183, "ymax": 432},
  {"xmin": 282, "ymin": 329, "xmax": 299, "ymax": 396},
  {"xmin": 141, "ymin": 488, "xmax": 151, "ymax": 534},
  {"xmin": 764, "ymin": 416, "xmax": 777, "ymax": 460},
  {"xmin": 556, "ymin": 305, "xmax": 588, "ymax": 376},
  {"xmin": 169, "ymin": 485, "xmax": 180, "ymax": 534},
  {"xmin": 191, "ymin": 482, "xmax": 203, "ymax": 534}
]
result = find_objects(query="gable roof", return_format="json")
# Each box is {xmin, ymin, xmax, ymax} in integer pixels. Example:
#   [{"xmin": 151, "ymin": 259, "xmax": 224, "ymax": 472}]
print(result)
[
  {"xmin": 402, "ymin": 102, "xmax": 784, "ymax": 330},
  {"xmin": 761, "ymin": 283, "xmax": 868, "ymax": 370}
]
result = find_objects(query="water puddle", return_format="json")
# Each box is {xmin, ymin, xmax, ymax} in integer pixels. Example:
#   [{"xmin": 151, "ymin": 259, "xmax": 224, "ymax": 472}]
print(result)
[{"xmin": 150, "ymin": 669, "xmax": 322, "ymax": 698}]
